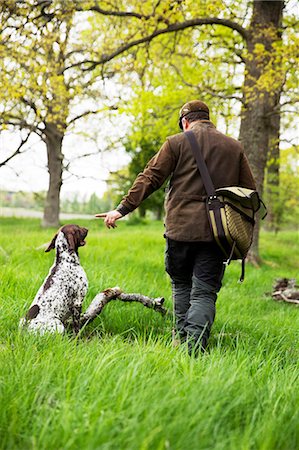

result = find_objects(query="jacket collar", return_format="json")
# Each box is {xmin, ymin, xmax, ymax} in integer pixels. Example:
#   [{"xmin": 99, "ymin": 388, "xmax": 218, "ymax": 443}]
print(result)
[{"xmin": 189, "ymin": 120, "xmax": 215, "ymax": 130}]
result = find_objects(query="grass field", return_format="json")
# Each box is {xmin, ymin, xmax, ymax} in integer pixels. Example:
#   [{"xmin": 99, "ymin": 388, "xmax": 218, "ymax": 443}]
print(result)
[{"xmin": 0, "ymin": 217, "xmax": 299, "ymax": 450}]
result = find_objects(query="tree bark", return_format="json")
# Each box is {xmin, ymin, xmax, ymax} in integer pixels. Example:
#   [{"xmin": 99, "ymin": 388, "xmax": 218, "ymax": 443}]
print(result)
[
  {"xmin": 42, "ymin": 122, "xmax": 65, "ymax": 228},
  {"xmin": 239, "ymin": 0, "xmax": 283, "ymax": 260}
]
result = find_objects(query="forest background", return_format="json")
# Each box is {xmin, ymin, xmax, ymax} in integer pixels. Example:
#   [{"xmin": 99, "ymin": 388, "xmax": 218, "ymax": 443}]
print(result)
[{"xmin": 0, "ymin": 0, "xmax": 298, "ymax": 261}]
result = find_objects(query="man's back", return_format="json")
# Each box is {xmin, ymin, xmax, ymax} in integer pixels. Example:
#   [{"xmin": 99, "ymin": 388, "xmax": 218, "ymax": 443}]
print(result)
[{"xmin": 165, "ymin": 120, "xmax": 256, "ymax": 242}]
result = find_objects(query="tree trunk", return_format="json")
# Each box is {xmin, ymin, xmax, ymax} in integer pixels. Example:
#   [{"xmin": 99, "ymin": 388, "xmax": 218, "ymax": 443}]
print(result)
[
  {"xmin": 239, "ymin": 0, "xmax": 283, "ymax": 260},
  {"xmin": 138, "ymin": 206, "xmax": 146, "ymax": 218},
  {"xmin": 42, "ymin": 122, "xmax": 64, "ymax": 228}
]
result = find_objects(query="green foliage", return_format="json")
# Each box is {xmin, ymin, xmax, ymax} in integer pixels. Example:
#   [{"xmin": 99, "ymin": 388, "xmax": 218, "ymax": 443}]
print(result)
[
  {"xmin": 264, "ymin": 146, "xmax": 299, "ymax": 230},
  {"xmin": 0, "ymin": 190, "xmax": 113, "ymax": 215},
  {"xmin": 124, "ymin": 136, "xmax": 167, "ymax": 218},
  {"xmin": 1, "ymin": 218, "xmax": 299, "ymax": 449},
  {"xmin": 279, "ymin": 148, "xmax": 299, "ymax": 227},
  {"xmin": 111, "ymin": 20, "xmax": 247, "ymax": 217},
  {"xmin": 61, "ymin": 192, "xmax": 113, "ymax": 215},
  {"xmin": 104, "ymin": 166, "xmax": 133, "ymax": 209},
  {"xmin": 0, "ymin": 2, "xmax": 76, "ymax": 130},
  {"xmin": 0, "ymin": 190, "xmax": 46, "ymax": 210}
]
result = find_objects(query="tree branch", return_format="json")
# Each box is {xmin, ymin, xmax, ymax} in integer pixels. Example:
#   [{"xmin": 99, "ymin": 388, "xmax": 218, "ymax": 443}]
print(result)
[
  {"xmin": 169, "ymin": 63, "xmax": 244, "ymax": 103},
  {"xmin": 67, "ymin": 109, "xmax": 102, "ymax": 125},
  {"xmin": 0, "ymin": 115, "xmax": 44, "ymax": 138},
  {"xmin": 0, "ymin": 131, "xmax": 31, "ymax": 167},
  {"xmin": 63, "ymin": 17, "xmax": 248, "ymax": 72},
  {"xmin": 22, "ymin": 96, "xmax": 38, "ymax": 115},
  {"xmin": 74, "ymin": 2, "xmax": 152, "ymax": 20}
]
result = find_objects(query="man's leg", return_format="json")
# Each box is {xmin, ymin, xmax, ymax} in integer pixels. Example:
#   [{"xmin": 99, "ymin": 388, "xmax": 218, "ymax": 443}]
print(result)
[
  {"xmin": 165, "ymin": 239, "xmax": 193, "ymax": 340},
  {"xmin": 171, "ymin": 279, "xmax": 192, "ymax": 339},
  {"xmin": 184, "ymin": 242, "xmax": 225, "ymax": 354},
  {"xmin": 184, "ymin": 277, "xmax": 218, "ymax": 353}
]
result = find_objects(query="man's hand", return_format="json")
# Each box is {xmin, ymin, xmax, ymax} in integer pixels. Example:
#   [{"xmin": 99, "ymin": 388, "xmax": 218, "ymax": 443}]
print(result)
[{"xmin": 95, "ymin": 210, "xmax": 123, "ymax": 229}]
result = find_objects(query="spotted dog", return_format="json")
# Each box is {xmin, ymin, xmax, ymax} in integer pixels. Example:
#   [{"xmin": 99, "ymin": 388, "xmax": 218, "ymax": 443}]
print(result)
[{"xmin": 20, "ymin": 224, "xmax": 88, "ymax": 335}]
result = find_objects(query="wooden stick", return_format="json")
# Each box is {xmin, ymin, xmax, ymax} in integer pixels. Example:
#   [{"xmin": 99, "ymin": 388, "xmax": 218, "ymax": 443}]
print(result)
[
  {"xmin": 80, "ymin": 287, "xmax": 167, "ymax": 327},
  {"xmin": 118, "ymin": 293, "xmax": 166, "ymax": 315}
]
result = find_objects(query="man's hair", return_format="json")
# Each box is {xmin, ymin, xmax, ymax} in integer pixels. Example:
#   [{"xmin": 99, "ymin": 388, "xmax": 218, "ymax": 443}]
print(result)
[{"xmin": 184, "ymin": 111, "xmax": 209, "ymax": 123}]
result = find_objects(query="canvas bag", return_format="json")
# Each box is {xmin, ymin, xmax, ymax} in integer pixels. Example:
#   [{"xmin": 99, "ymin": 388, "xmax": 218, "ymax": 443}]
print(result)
[{"xmin": 185, "ymin": 130, "xmax": 266, "ymax": 282}]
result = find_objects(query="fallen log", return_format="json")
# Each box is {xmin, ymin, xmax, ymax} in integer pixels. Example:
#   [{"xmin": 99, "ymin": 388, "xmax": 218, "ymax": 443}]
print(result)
[
  {"xmin": 272, "ymin": 292, "xmax": 299, "ymax": 305},
  {"xmin": 80, "ymin": 287, "xmax": 167, "ymax": 327},
  {"xmin": 271, "ymin": 278, "xmax": 299, "ymax": 305}
]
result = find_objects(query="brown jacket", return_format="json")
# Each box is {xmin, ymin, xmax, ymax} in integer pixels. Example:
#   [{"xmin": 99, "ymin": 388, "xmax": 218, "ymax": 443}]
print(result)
[{"xmin": 117, "ymin": 120, "xmax": 256, "ymax": 242}]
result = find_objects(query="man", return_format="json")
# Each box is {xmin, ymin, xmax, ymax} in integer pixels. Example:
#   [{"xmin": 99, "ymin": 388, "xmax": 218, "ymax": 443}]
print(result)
[{"xmin": 96, "ymin": 100, "xmax": 256, "ymax": 354}]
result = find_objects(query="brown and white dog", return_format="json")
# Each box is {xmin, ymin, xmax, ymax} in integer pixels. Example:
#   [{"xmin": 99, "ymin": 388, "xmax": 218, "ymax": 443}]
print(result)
[{"xmin": 20, "ymin": 224, "xmax": 88, "ymax": 335}]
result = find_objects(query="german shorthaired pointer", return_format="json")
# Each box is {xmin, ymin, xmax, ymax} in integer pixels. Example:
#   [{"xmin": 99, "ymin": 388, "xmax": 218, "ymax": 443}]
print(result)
[{"xmin": 20, "ymin": 224, "xmax": 88, "ymax": 335}]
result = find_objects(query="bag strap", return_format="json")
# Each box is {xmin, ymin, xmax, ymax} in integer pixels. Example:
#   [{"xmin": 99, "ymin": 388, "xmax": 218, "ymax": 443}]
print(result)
[
  {"xmin": 185, "ymin": 129, "xmax": 216, "ymax": 198},
  {"xmin": 186, "ymin": 129, "xmax": 246, "ymax": 282}
]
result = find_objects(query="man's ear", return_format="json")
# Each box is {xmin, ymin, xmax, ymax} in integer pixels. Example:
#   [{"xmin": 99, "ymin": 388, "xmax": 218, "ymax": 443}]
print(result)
[
  {"xmin": 45, "ymin": 233, "xmax": 57, "ymax": 252},
  {"xmin": 182, "ymin": 117, "xmax": 190, "ymax": 131}
]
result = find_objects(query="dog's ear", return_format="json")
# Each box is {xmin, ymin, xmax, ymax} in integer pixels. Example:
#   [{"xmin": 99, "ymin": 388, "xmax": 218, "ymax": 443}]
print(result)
[
  {"xmin": 66, "ymin": 232, "xmax": 77, "ymax": 254},
  {"xmin": 45, "ymin": 233, "xmax": 58, "ymax": 252},
  {"xmin": 78, "ymin": 227, "xmax": 88, "ymax": 247}
]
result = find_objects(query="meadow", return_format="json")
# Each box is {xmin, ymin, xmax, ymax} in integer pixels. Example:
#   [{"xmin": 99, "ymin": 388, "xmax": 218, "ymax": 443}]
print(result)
[{"xmin": 0, "ymin": 217, "xmax": 299, "ymax": 450}]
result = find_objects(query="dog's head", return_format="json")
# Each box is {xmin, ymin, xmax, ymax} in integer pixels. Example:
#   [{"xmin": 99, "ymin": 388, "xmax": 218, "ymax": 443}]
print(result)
[{"xmin": 45, "ymin": 224, "xmax": 88, "ymax": 254}]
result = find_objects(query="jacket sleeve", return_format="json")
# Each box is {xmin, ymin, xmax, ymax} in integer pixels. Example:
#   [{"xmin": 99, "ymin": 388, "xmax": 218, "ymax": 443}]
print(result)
[
  {"xmin": 117, "ymin": 140, "xmax": 176, "ymax": 216},
  {"xmin": 239, "ymin": 152, "xmax": 257, "ymax": 190}
]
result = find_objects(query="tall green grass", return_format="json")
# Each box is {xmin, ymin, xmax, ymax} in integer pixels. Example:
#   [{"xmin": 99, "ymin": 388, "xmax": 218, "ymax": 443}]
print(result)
[{"xmin": 0, "ymin": 218, "xmax": 299, "ymax": 450}]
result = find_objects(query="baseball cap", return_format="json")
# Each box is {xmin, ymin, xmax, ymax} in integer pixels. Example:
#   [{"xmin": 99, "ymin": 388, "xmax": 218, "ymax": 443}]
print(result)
[{"xmin": 179, "ymin": 100, "xmax": 209, "ymax": 129}]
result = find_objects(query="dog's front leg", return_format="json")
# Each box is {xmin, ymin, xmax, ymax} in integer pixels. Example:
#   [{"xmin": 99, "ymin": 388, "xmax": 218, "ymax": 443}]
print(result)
[{"xmin": 72, "ymin": 304, "xmax": 82, "ymax": 335}]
